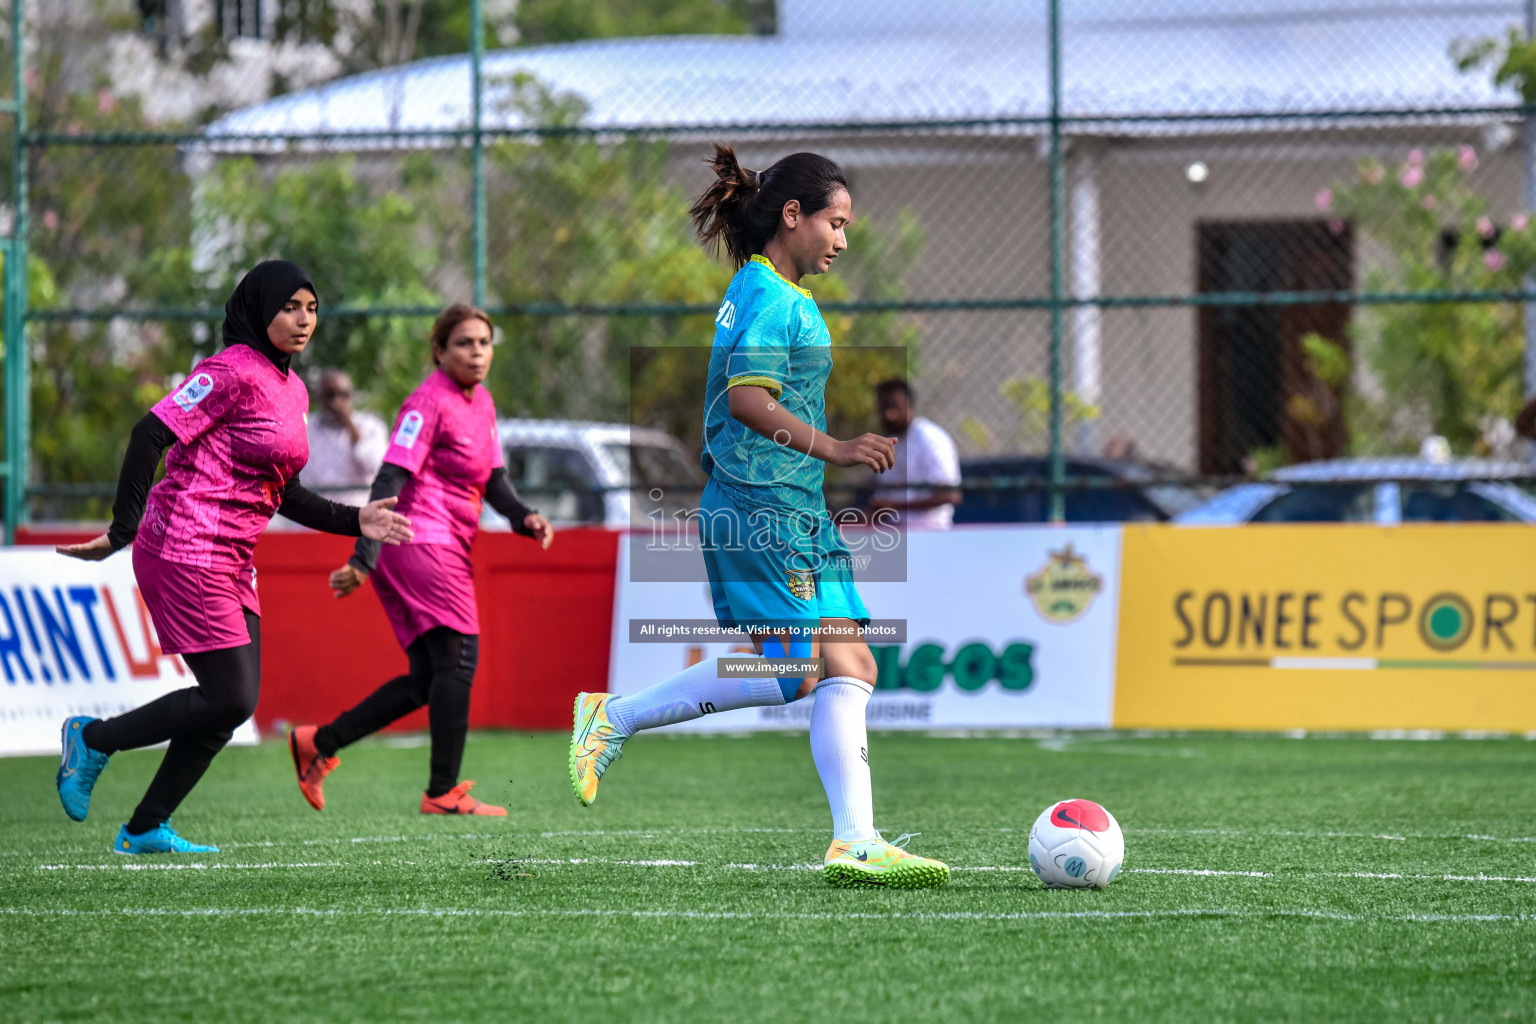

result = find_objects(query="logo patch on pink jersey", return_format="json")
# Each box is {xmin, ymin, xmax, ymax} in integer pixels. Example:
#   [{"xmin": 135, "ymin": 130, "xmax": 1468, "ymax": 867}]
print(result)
[
  {"xmin": 173, "ymin": 373, "xmax": 215, "ymax": 412},
  {"xmin": 394, "ymin": 410, "xmax": 425, "ymax": 449}
]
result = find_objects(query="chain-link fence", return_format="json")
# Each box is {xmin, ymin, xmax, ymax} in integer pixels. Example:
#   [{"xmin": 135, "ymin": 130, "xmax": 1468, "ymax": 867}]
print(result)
[{"xmin": 7, "ymin": 0, "xmax": 1536, "ymax": 533}]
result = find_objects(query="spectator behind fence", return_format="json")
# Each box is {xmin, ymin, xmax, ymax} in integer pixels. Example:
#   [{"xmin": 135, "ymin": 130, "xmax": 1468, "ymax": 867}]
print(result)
[
  {"xmin": 305, "ymin": 369, "xmax": 388, "ymax": 507},
  {"xmin": 869, "ymin": 378, "xmax": 961, "ymax": 529},
  {"xmin": 1516, "ymin": 394, "xmax": 1536, "ymax": 457}
]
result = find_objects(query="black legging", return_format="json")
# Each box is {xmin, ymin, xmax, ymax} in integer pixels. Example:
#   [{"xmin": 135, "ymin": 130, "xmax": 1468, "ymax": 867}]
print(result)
[
  {"xmin": 82, "ymin": 609, "xmax": 262, "ymax": 836},
  {"xmin": 314, "ymin": 628, "xmax": 478, "ymax": 798}
]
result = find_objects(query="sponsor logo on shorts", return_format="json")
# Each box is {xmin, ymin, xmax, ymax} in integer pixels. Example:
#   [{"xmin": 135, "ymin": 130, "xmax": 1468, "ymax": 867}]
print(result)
[
  {"xmin": 172, "ymin": 373, "xmax": 215, "ymax": 412},
  {"xmin": 784, "ymin": 569, "xmax": 815, "ymax": 601},
  {"xmin": 394, "ymin": 410, "xmax": 425, "ymax": 449}
]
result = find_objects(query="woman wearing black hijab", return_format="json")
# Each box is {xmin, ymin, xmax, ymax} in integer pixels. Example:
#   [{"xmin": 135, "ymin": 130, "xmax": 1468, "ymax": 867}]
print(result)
[{"xmin": 55, "ymin": 260, "xmax": 413, "ymax": 855}]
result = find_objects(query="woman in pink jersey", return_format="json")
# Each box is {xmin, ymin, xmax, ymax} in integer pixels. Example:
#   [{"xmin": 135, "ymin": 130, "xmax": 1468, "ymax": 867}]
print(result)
[
  {"xmin": 54, "ymin": 260, "xmax": 413, "ymax": 855},
  {"xmin": 288, "ymin": 302, "xmax": 552, "ymax": 816}
]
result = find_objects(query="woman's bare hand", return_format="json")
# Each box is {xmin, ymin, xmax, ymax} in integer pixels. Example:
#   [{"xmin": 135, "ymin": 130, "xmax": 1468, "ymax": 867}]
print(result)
[
  {"xmin": 523, "ymin": 513, "xmax": 555, "ymax": 550},
  {"xmin": 830, "ymin": 434, "xmax": 898, "ymax": 472},
  {"xmin": 359, "ymin": 496, "xmax": 413, "ymax": 545},
  {"xmin": 329, "ymin": 563, "xmax": 367, "ymax": 599},
  {"xmin": 56, "ymin": 534, "xmax": 116, "ymax": 562}
]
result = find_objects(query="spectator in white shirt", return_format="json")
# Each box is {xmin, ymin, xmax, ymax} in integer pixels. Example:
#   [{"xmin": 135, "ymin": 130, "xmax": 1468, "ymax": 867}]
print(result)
[
  {"xmin": 304, "ymin": 369, "xmax": 388, "ymax": 508},
  {"xmin": 868, "ymin": 378, "xmax": 962, "ymax": 529}
]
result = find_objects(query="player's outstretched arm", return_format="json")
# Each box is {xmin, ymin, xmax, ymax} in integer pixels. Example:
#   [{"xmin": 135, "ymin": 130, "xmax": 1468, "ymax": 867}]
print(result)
[
  {"xmin": 485, "ymin": 467, "xmax": 553, "ymax": 549},
  {"xmin": 357, "ymin": 496, "xmax": 413, "ymax": 544},
  {"xmin": 58, "ymin": 411, "xmax": 176, "ymax": 560},
  {"xmin": 330, "ymin": 463, "xmax": 414, "ymax": 595},
  {"xmin": 279, "ymin": 474, "xmax": 411, "ymax": 545},
  {"xmin": 727, "ymin": 384, "xmax": 897, "ymax": 472},
  {"xmin": 56, "ymin": 534, "xmax": 115, "ymax": 561}
]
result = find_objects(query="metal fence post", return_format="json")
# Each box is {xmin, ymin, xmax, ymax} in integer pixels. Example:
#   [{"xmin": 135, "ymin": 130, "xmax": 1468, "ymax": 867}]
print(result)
[
  {"xmin": 2, "ymin": 0, "xmax": 27, "ymax": 544},
  {"xmin": 1047, "ymin": 0, "xmax": 1066, "ymax": 522},
  {"xmin": 1524, "ymin": 0, "xmax": 1536, "ymax": 442},
  {"xmin": 471, "ymin": 0, "xmax": 487, "ymax": 309}
]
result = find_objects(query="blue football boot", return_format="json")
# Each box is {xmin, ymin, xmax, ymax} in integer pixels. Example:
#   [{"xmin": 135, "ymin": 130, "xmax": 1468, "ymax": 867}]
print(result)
[
  {"xmin": 112, "ymin": 820, "xmax": 220, "ymax": 855},
  {"xmin": 57, "ymin": 716, "xmax": 109, "ymax": 822}
]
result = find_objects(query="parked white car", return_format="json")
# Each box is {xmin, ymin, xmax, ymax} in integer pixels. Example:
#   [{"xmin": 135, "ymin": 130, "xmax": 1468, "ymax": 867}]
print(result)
[
  {"xmin": 485, "ymin": 419, "xmax": 704, "ymax": 529},
  {"xmin": 1175, "ymin": 458, "xmax": 1536, "ymax": 524}
]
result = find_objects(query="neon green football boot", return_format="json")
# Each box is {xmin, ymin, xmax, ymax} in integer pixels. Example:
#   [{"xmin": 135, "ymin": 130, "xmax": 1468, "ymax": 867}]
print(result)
[
  {"xmin": 823, "ymin": 833, "xmax": 950, "ymax": 889},
  {"xmin": 570, "ymin": 692, "xmax": 626, "ymax": 806}
]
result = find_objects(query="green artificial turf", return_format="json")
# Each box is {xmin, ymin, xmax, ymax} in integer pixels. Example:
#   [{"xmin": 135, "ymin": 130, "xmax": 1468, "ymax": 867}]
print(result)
[{"xmin": 3, "ymin": 729, "xmax": 1535, "ymax": 1022}]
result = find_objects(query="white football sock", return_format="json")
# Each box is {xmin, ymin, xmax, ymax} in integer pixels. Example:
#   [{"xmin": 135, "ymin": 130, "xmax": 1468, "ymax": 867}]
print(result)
[
  {"xmin": 606, "ymin": 656, "xmax": 786, "ymax": 736},
  {"xmin": 809, "ymin": 676, "xmax": 878, "ymax": 842}
]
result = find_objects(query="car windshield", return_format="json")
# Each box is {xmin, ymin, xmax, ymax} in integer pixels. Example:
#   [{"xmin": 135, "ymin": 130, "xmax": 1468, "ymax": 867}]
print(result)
[
  {"xmin": 604, "ymin": 443, "xmax": 700, "ymax": 490},
  {"xmin": 953, "ymin": 460, "xmax": 1165, "ymax": 523},
  {"xmin": 1251, "ymin": 484, "xmax": 1375, "ymax": 523},
  {"xmin": 1400, "ymin": 484, "xmax": 1518, "ymax": 522},
  {"xmin": 501, "ymin": 445, "xmax": 603, "ymax": 523}
]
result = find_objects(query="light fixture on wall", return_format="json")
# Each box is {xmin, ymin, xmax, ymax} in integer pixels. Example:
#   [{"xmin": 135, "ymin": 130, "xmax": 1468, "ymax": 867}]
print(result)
[{"xmin": 1186, "ymin": 161, "xmax": 1209, "ymax": 184}]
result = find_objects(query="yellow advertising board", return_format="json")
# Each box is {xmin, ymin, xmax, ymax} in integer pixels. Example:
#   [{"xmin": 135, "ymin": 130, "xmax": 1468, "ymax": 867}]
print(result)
[{"xmin": 1114, "ymin": 524, "xmax": 1536, "ymax": 731}]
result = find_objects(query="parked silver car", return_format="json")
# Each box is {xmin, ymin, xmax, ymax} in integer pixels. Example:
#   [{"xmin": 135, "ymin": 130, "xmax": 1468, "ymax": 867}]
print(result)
[
  {"xmin": 485, "ymin": 420, "xmax": 704, "ymax": 528},
  {"xmin": 1174, "ymin": 458, "xmax": 1536, "ymax": 524}
]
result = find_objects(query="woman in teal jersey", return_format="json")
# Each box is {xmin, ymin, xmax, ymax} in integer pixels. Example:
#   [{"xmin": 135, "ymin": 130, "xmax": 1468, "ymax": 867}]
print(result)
[{"xmin": 570, "ymin": 146, "xmax": 948, "ymax": 889}]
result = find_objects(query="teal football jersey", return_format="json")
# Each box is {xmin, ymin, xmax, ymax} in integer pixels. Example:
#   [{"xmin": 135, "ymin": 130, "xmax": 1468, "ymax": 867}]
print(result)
[{"xmin": 701, "ymin": 255, "xmax": 833, "ymax": 514}]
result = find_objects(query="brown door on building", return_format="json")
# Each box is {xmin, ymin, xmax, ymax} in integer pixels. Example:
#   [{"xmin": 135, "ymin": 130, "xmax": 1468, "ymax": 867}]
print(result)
[{"xmin": 1196, "ymin": 220, "xmax": 1353, "ymax": 475}]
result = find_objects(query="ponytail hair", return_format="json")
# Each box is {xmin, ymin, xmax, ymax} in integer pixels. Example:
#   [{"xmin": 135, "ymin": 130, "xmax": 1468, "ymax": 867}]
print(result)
[{"xmin": 690, "ymin": 144, "xmax": 849, "ymax": 267}]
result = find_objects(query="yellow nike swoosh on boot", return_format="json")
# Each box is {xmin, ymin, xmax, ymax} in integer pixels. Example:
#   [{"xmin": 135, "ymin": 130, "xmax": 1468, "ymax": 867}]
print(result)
[{"xmin": 824, "ymin": 833, "xmax": 950, "ymax": 889}]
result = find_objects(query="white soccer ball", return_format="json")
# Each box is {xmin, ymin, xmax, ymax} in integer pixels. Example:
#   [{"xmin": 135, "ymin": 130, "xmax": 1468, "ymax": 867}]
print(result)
[{"xmin": 1027, "ymin": 798, "xmax": 1125, "ymax": 889}]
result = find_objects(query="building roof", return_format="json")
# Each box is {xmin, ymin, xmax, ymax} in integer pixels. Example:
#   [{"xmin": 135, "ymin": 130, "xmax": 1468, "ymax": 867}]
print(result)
[{"xmin": 205, "ymin": 2, "xmax": 1526, "ymax": 144}]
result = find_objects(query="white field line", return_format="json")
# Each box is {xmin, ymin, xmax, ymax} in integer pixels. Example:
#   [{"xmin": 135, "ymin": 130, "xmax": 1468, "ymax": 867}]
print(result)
[
  {"xmin": 223, "ymin": 827, "xmax": 1536, "ymax": 845},
  {"xmin": 537, "ymin": 827, "xmax": 1536, "ymax": 843},
  {"xmin": 1124, "ymin": 828, "xmax": 1536, "ymax": 843},
  {"xmin": 533, "ymin": 828, "xmax": 810, "ymax": 838},
  {"xmin": 0, "ymin": 832, "xmax": 504, "ymax": 858},
  {"xmin": 222, "ymin": 832, "xmax": 506, "ymax": 850},
  {"xmin": 3, "ymin": 906, "xmax": 1535, "ymax": 924},
  {"xmin": 470, "ymin": 858, "xmax": 1536, "ymax": 884},
  {"xmin": 35, "ymin": 861, "xmax": 342, "ymax": 872},
  {"xmin": 36, "ymin": 855, "xmax": 1536, "ymax": 886},
  {"xmin": 9, "ymin": 826, "xmax": 1536, "ymax": 862}
]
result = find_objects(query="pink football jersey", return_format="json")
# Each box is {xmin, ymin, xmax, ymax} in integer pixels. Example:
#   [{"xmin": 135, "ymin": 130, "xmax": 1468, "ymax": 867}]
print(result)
[
  {"xmin": 136, "ymin": 344, "xmax": 311, "ymax": 571},
  {"xmin": 382, "ymin": 368, "xmax": 504, "ymax": 550}
]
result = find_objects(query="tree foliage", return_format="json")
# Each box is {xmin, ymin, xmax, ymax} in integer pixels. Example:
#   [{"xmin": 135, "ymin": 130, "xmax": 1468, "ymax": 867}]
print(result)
[
  {"xmin": 12, "ymin": 1, "xmax": 942, "ymax": 516},
  {"xmin": 1318, "ymin": 144, "xmax": 1528, "ymax": 455},
  {"xmin": 196, "ymin": 153, "xmax": 449, "ymax": 416},
  {"xmin": 484, "ymin": 77, "xmax": 924, "ymax": 470},
  {"xmin": 272, "ymin": 0, "xmax": 769, "ymax": 77},
  {"xmin": 514, "ymin": 0, "xmax": 772, "ymax": 45},
  {"xmin": 15, "ymin": 61, "xmax": 199, "ymax": 507}
]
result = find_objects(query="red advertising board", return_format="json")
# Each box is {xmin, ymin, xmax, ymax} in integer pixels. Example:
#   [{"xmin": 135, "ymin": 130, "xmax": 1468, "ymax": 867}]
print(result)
[{"xmin": 17, "ymin": 526, "xmax": 619, "ymax": 733}]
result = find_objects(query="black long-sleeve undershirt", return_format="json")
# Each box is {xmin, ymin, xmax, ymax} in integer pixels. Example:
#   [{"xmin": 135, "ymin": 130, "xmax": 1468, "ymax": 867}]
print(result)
[
  {"xmin": 107, "ymin": 410, "xmax": 361, "ymax": 552},
  {"xmin": 347, "ymin": 465, "xmax": 539, "ymax": 575},
  {"xmin": 485, "ymin": 467, "xmax": 539, "ymax": 535},
  {"xmin": 347, "ymin": 464, "xmax": 410, "ymax": 575},
  {"xmin": 107, "ymin": 413, "xmax": 177, "ymax": 551},
  {"xmin": 277, "ymin": 476, "xmax": 361, "ymax": 536}
]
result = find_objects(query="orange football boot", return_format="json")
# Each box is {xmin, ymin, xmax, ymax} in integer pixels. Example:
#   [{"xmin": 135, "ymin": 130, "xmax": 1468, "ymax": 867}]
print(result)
[
  {"xmin": 289, "ymin": 725, "xmax": 339, "ymax": 811},
  {"xmin": 420, "ymin": 780, "xmax": 506, "ymax": 816}
]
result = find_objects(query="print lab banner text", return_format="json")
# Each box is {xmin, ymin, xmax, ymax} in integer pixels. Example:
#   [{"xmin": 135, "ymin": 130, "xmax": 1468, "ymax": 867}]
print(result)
[{"xmin": 0, "ymin": 548, "xmax": 257, "ymax": 755}]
